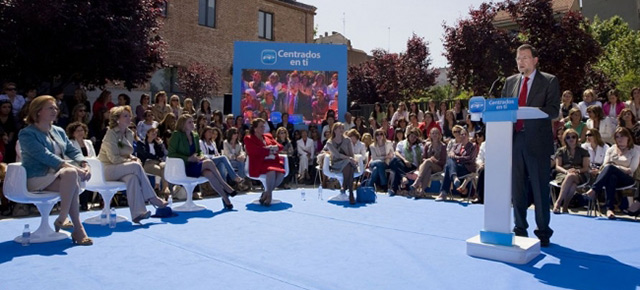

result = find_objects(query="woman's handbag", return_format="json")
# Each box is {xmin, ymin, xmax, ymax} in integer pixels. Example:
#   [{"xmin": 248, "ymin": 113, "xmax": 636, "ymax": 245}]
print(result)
[{"xmin": 356, "ymin": 178, "xmax": 376, "ymax": 203}]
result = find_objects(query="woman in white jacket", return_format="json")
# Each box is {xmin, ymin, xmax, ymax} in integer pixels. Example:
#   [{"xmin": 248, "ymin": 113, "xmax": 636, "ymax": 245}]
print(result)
[
  {"xmin": 67, "ymin": 122, "xmax": 96, "ymax": 158},
  {"xmin": 586, "ymin": 105, "xmax": 615, "ymax": 145}
]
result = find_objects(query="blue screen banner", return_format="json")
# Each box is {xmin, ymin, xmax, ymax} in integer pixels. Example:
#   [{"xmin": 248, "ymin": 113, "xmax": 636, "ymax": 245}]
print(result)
[{"xmin": 233, "ymin": 41, "xmax": 348, "ymax": 125}]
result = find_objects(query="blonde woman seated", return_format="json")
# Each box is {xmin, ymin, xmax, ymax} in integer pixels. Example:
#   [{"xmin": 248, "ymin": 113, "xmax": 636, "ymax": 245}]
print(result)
[
  {"xmin": 97, "ymin": 106, "xmax": 168, "ymax": 224},
  {"xmin": 325, "ymin": 122, "xmax": 358, "ymax": 204},
  {"xmin": 20, "ymin": 96, "xmax": 92, "ymax": 245},
  {"xmin": 410, "ymin": 127, "xmax": 446, "ymax": 195},
  {"xmin": 552, "ymin": 129, "xmax": 590, "ymax": 214},
  {"xmin": 366, "ymin": 128, "xmax": 394, "ymax": 190},
  {"xmin": 584, "ymin": 127, "xmax": 640, "ymax": 219},
  {"xmin": 169, "ymin": 114, "xmax": 236, "ymax": 210}
]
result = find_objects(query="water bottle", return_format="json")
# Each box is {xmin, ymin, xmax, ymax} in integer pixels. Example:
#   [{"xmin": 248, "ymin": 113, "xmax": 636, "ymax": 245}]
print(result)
[
  {"xmin": 100, "ymin": 210, "xmax": 107, "ymax": 226},
  {"xmin": 168, "ymin": 195, "xmax": 173, "ymax": 208},
  {"xmin": 301, "ymin": 190, "xmax": 306, "ymax": 201},
  {"xmin": 109, "ymin": 208, "xmax": 116, "ymax": 229},
  {"xmin": 21, "ymin": 224, "xmax": 30, "ymax": 246},
  {"xmin": 318, "ymin": 185, "xmax": 323, "ymax": 200}
]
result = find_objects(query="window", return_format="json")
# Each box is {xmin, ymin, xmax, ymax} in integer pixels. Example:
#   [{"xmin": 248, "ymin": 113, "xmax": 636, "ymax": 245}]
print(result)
[
  {"xmin": 198, "ymin": 0, "xmax": 216, "ymax": 28},
  {"xmin": 160, "ymin": 1, "xmax": 168, "ymax": 17},
  {"xmin": 258, "ymin": 11, "xmax": 273, "ymax": 40}
]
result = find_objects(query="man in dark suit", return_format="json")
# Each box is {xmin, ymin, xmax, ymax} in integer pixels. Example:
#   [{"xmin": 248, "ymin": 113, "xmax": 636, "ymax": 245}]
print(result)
[{"xmin": 501, "ymin": 44, "xmax": 560, "ymax": 247}]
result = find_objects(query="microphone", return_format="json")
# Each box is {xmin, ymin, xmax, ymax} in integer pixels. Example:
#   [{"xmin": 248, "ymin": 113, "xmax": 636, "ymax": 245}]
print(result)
[
  {"xmin": 487, "ymin": 76, "xmax": 502, "ymax": 99},
  {"xmin": 514, "ymin": 72, "xmax": 524, "ymax": 98}
]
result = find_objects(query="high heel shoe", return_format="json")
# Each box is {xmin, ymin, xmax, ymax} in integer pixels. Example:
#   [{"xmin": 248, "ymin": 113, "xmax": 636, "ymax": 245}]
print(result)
[
  {"xmin": 71, "ymin": 235, "xmax": 93, "ymax": 246},
  {"xmin": 228, "ymin": 190, "xmax": 238, "ymax": 197},
  {"xmin": 54, "ymin": 219, "xmax": 74, "ymax": 232},
  {"xmin": 222, "ymin": 199, "xmax": 234, "ymax": 210},
  {"xmin": 132, "ymin": 211, "xmax": 151, "ymax": 224}
]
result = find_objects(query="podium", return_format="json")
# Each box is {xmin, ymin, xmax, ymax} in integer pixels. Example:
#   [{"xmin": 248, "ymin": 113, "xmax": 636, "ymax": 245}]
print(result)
[{"xmin": 465, "ymin": 97, "xmax": 548, "ymax": 264}]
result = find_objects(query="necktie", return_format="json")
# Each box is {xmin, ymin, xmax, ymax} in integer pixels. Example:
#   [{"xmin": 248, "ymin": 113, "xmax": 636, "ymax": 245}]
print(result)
[{"xmin": 515, "ymin": 76, "xmax": 529, "ymax": 132}]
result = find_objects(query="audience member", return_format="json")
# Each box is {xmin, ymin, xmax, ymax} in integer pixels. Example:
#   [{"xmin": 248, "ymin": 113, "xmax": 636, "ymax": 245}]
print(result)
[{"xmin": 20, "ymin": 95, "xmax": 92, "ymax": 245}]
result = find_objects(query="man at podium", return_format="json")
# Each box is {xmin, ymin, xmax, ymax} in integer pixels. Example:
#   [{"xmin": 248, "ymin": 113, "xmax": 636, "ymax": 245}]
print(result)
[{"xmin": 501, "ymin": 44, "xmax": 560, "ymax": 247}]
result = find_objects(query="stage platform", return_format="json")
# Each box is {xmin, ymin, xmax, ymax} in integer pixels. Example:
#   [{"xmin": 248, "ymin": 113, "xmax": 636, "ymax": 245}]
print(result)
[{"xmin": 0, "ymin": 189, "xmax": 639, "ymax": 290}]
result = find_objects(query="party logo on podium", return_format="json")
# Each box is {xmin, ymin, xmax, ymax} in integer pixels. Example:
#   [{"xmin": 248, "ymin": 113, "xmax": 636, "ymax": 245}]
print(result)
[{"xmin": 469, "ymin": 97, "xmax": 486, "ymax": 113}]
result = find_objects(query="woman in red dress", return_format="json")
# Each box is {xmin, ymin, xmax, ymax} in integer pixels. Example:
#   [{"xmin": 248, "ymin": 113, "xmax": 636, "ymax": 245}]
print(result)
[{"xmin": 244, "ymin": 118, "xmax": 285, "ymax": 206}]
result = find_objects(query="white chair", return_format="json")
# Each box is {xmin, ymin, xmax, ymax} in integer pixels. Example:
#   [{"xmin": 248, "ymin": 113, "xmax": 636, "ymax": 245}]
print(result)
[
  {"xmin": 84, "ymin": 158, "xmax": 128, "ymax": 224},
  {"xmin": 245, "ymin": 154, "xmax": 289, "ymax": 203},
  {"xmin": 4, "ymin": 163, "xmax": 70, "ymax": 243},
  {"xmin": 164, "ymin": 157, "xmax": 209, "ymax": 212},
  {"xmin": 323, "ymin": 154, "xmax": 365, "ymax": 201}
]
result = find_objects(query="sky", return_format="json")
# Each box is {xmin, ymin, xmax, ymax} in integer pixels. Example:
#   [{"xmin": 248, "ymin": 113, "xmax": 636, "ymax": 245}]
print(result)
[{"xmin": 304, "ymin": 0, "xmax": 488, "ymax": 68}]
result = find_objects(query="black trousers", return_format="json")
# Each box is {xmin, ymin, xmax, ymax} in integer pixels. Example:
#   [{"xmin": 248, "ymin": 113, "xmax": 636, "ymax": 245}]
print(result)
[{"xmin": 512, "ymin": 132, "xmax": 553, "ymax": 239}]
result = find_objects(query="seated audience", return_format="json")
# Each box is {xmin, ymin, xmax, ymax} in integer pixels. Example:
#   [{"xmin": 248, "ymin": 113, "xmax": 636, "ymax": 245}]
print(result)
[
  {"xmin": 584, "ymin": 127, "xmax": 639, "ymax": 219},
  {"xmin": 136, "ymin": 127, "xmax": 170, "ymax": 195},
  {"xmin": 98, "ymin": 106, "xmax": 168, "ymax": 223},
  {"xmin": 325, "ymin": 122, "xmax": 358, "ymax": 204},
  {"xmin": 436, "ymin": 127, "xmax": 477, "ymax": 201},
  {"xmin": 297, "ymin": 129, "xmax": 315, "ymax": 183},
  {"xmin": 586, "ymin": 105, "xmax": 615, "ymax": 144},
  {"xmin": 244, "ymin": 118, "xmax": 286, "ymax": 206},
  {"xmin": 578, "ymin": 89, "xmax": 602, "ymax": 119},
  {"xmin": 168, "ymin": 114, "xmax": 236, "ymax": 209},
  {"xmin": 410, "ymin": 127, "xmax": 446, "ymax": 195},
  {"xmin": 367, "ymin": 129, "xmax": 394, "ymax": 190},
  {"xmin": 20, "ymin": 96, "xmax": 92, "ymax": 245},
  {"xmin": 552, "ymin": 129, "xmax": 590, "ymax": 214},
  {"xmin": 388, "ymin": 128, "xmax": 423, "ymax": 195}
]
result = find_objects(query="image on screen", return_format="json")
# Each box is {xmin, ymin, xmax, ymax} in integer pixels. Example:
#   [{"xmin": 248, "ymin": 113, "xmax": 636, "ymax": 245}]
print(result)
[{"xmin": 240, "ymin": 69, "xmax": 339, "ymax": 125}]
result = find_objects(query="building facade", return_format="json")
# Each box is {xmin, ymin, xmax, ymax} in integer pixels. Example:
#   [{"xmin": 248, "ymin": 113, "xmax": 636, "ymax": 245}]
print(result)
[{"xmin": 152, "ymin": 0, "xmax": 316, "ymax": 96}]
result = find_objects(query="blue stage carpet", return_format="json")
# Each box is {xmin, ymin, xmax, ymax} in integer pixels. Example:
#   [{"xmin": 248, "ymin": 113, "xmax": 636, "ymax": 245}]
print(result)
[{"xmin": 0, "ymin": 189, "xmax": 639, "ymax": 290}]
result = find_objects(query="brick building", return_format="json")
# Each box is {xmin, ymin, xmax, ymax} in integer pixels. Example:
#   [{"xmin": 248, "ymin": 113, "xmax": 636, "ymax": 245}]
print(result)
[
  {"xmin": 150, "ymin": 0, "xmax": 317, "ymax": 97},
  {"xmin": 314, "ymin": 31, "xmax": 371, "ymax": 66}
]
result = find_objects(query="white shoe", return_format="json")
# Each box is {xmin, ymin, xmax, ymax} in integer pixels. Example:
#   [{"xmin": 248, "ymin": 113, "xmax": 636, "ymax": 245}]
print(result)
[{"xmin": 435, "ymin": 192, "xmax": 447, "ymax": 202}]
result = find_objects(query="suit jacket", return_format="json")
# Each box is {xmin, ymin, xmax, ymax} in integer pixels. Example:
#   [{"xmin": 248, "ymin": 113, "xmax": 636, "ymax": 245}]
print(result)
[
  {"xmin": 244, "ymin": 133, "xmax": 284, "ymax": 177},
  {"xmin": 71, "ymin": 139, "xmax": 96, "ymax": 158},
  {"xmin": 168, "ymin": 131, "xmax": 201, "ymax": 165},
  {"xmin": 136, "ymin": 139, "xmax": 166, "ymax": 165},
  {"xmin": 19, "ymin": 124, "xmax": 86, "ymax": 178},
  {"xmin": 501, "ymin": 70, "xmax": 560, "ymax": 158},
  {"xmin": 97, "ymin": 127, "xmax": 135, "ymax": 165}
]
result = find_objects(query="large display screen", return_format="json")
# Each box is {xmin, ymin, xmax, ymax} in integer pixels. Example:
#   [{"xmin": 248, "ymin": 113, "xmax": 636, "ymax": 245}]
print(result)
[
  {"xmin": 233, "ymin": 42, "xmax": 347, "ymax": 124},
  {"xmin": 240, "ymin": 69, "xmax": 339, "ymax": 125}
]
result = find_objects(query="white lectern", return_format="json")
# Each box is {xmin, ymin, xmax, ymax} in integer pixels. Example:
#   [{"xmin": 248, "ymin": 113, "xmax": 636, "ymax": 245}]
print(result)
[{"xmin": 465, "ymin": 97, "xmax": 548, "ymax": 264}]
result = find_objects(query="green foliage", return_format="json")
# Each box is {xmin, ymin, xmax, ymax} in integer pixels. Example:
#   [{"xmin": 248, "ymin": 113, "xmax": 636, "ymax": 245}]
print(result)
[{"xmin": 591, "ymin": 16, "xmax": 640, "ymax": 99}]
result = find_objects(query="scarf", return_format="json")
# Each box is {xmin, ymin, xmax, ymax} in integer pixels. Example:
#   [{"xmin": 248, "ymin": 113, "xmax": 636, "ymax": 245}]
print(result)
[{"xmin": 403, "ymin": 141, "xmax": 422, "ymax": 165}]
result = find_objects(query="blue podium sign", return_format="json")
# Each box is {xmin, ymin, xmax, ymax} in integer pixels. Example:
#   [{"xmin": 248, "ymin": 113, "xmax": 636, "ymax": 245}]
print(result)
[{"xmin": 486, "ymin": 98, "xmax": 518, "ymax": 111}]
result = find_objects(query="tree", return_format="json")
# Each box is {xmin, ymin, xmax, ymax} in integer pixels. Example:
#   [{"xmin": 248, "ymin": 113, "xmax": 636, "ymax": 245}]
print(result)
[
  {"xmin": 443, "ymin": 0, "xmax": 605, "ymax": 97},
  {"xmin": 397, "ymin": 34, "xmax": 439, "ymax": 99},
  {"xmin": 500, "ymin": 0, "xmax": 603, "ymax": 96},
  {"xmin": 442, "ymin": 3, "xmax": 512, "ymax": 96},
  {"xmin": 177, "ymin": 62, "xmax": 220, "ymax": 106},
  {"xmin": 348, "ymin": 34, "xmax": 438, "ymax": 103},
  {"xmin": 0, "ymin": 0, "xmax": 166, "ymax": 89},
  {"xmin": 591, "ymin": 16, "xmax": 640, "ymax": 97}
]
